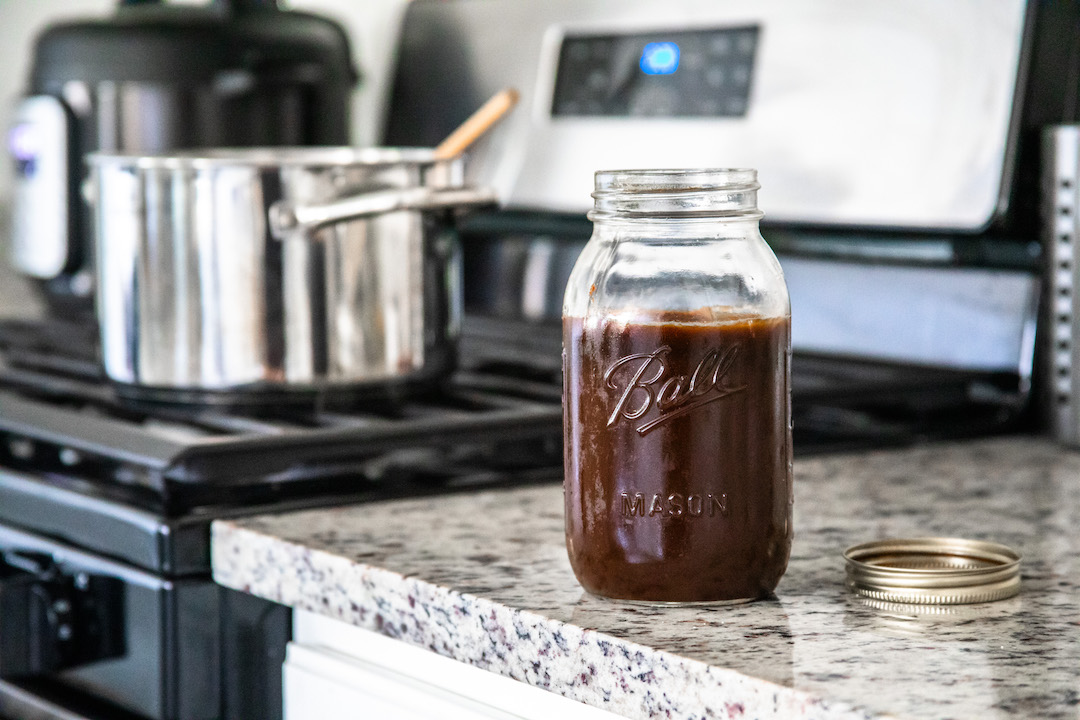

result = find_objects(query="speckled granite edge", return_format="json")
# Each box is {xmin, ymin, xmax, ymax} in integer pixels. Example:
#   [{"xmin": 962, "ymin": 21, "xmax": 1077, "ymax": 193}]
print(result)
[{"xmin": 212, "ymin": 521, "xmax": 883, "ymax": 720}]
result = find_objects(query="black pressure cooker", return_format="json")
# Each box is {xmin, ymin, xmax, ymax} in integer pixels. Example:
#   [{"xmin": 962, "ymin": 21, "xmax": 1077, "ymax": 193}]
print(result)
[{"xmin": 8, "ymin": 0, "xmax": 358, "ymax": 316}]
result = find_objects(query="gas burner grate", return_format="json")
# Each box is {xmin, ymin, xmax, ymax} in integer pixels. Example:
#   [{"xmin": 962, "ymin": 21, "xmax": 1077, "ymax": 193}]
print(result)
[
  {"xmin": 0, "ymin": 318, "xmax": 563, "ymax": 515},
  {"xmin": 0, "ymin": 317, "xmax": 101, "ymax": 381},
  {"xmin": 458, "ymin": 315, "xmax": 1032, "ymax": 452},
  {"xmin": 0, "ymin": 315, "xmax": 1028, "ymax": 517}
]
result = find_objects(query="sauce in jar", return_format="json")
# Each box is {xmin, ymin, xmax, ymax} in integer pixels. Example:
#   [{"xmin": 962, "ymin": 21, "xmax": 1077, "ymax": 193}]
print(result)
[
  {"xmin": 563, "ymin": 310, "xmax": 791, "ymax": 603},
  {"xmin": 562, "ymin": 167, "xmax": 791, "ymax": 603}
]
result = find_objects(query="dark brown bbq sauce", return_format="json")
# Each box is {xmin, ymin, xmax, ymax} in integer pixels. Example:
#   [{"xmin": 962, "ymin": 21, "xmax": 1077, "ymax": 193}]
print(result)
[{"xmin": 563, "ymin": 310, "xmax": 792, "ymax": 603}]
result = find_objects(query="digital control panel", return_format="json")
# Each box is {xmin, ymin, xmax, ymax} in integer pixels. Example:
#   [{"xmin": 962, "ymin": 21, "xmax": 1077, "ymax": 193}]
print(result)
[{"xmin": 552, "ymin": 26, "xmax": 759, "ymax": 118}]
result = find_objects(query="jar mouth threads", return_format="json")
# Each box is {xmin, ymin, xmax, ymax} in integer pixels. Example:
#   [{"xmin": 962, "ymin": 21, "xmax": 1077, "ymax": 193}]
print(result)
[
  {"xmin": 591, "ymin": 168, "xmax": 762, "ymax": 220},
  {"xmin": 595, "ymin": 168, "xmax": 760, "ymax": 191}
]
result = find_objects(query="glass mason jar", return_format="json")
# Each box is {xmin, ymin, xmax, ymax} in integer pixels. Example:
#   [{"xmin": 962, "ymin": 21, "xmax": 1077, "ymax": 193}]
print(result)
[{"xmin": 562, "ymin": 169, "xmax": 792, "ymax": 604}]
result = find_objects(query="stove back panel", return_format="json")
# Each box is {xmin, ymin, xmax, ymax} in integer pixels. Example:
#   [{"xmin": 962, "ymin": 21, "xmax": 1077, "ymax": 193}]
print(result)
[{"xmin": 385, "ymin": 0, "xmax": 1036, "ymax": 231}]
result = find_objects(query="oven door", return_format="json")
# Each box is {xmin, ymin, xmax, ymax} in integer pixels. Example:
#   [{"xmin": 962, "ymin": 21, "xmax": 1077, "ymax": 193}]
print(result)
[{"xmin": 0, "ymin": 523, "xmax": 223, "ymax": 720}]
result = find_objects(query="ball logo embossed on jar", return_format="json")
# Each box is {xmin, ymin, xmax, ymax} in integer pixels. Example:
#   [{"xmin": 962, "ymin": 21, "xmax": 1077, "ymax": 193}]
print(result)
[{"xmin": 604, "ymin": 344, "xmax": 745, "ymax": 435}]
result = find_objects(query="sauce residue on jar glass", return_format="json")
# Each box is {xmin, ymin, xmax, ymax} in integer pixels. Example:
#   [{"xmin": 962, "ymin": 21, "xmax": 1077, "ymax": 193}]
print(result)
[{"xmin": 563, "ymin": 309, "xmax": 792, "ymax": 603}]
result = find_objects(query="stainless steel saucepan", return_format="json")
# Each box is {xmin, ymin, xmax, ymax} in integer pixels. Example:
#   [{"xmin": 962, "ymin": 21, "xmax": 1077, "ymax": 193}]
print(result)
[{"xmin": 87, "ymin": 147, "xmax": 495, "ymax": 405}]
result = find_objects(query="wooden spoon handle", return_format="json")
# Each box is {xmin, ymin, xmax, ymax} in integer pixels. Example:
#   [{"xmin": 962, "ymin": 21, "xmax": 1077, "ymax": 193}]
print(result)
[{"xmin": 433, "ymin": 88, "xmax": 520, "ymax": 161}]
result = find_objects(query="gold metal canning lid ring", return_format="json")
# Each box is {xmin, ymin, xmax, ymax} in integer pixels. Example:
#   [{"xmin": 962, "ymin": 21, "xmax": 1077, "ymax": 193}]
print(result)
[{"xmin": 843, "ymin": 537, "xmax": 1021, "ymax": 605}]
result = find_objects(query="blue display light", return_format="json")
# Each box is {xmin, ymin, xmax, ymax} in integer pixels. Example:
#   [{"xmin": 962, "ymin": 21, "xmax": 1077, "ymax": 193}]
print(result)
[
  {"xmin": 8, "ymin": 124, "xmax": 36, "ymax": 161},
  {"xmin": 640, "ymin": 42, "xmax": 680, "ymax": 75}
]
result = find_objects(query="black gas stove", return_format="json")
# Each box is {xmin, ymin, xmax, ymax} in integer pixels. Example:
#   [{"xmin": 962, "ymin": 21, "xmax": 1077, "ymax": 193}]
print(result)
[{"xmin": 0, "ymin": 316, "xmax": 564, "ymax": 720}]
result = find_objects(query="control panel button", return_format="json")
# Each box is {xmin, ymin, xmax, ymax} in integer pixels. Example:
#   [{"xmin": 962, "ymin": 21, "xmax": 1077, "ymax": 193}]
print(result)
[{"xmin": 709, "ymin": 35, "xmax": 732, "ymax": 56}]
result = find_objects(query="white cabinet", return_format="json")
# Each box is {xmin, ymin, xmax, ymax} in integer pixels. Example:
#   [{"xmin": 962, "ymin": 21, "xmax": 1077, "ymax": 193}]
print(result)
[
  {"xmin": 284, "ymin": 642, "xmax": 515, "ymax": 720},
  {"xmin": 284, "ymin": 610, "xmax": 622, "ymax": 720}
]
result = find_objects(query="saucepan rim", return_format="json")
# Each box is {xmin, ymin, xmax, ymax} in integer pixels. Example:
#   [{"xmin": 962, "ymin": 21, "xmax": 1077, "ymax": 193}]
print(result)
[{"xmin": 86, "ymin": 146, "xmax": 443, "ymax": 170}]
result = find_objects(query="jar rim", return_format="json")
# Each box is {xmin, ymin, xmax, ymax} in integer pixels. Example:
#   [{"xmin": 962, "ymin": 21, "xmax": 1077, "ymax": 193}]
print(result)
[
  {"xmin": 591, "ymin": 168, "xmax": 761, "ymax": 220},
  {"xmin": 594, "ymin": 168, "xmax": 759, "ymax": 194}
]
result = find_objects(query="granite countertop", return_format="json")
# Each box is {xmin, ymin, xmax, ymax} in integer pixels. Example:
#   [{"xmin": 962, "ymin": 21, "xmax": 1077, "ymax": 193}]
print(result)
[{"xmin": 212, "ymin": 437, "xmax": 1080, "ymax": 720}]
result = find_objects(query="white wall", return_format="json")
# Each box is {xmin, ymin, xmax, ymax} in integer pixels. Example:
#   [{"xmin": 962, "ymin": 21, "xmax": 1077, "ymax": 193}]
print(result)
[
  {"xmin": 0, "ymin": 0, "xmax": 410, "ymax": 202},
  {"xmin": 289, "ymin": 0, "xmax": 412, "ymax": 145},
  {"xmin": 0, "ymin": 1, "xmax": 114, "ymax": 165}
]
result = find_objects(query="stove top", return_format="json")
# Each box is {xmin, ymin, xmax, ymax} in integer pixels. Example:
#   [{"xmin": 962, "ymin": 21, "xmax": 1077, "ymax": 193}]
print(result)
[
  {"xmin": 0, "ymin": 370, "xmax": 562, "ymax": 514},
  {"xmin": 0, "ymin": 317, "xmax": 564, "ymax": 575},
  {"xmin": 462, "ymin": 314, "xmax": 1032, "ymax": 452}
]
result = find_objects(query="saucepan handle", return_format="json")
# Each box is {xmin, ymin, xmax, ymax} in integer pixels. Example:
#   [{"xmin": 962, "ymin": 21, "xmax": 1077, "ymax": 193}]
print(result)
[{"xmin": 268, "ymin": 186, "xmax": 498, "ymax": 240}]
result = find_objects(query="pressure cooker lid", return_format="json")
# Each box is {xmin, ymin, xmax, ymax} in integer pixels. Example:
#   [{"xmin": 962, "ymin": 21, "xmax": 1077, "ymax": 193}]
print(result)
[{"xmin": 30, "ymin": 2, "xmax": 356, "ymax": 86}]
